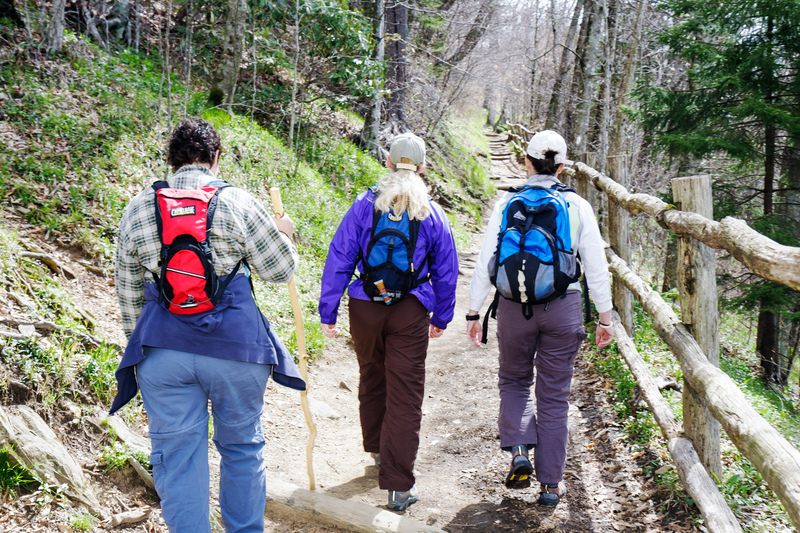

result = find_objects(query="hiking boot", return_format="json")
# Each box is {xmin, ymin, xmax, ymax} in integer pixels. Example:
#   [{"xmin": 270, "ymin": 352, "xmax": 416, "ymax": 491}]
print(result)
[
  {"xmin": 387, "ymin": 485, "xmax": 419, "ymax": 512},
  {"xmin": 537, "ymin": 481, "xmax": 567, "ymax": 506},
  {"xmin": 504, "ymin": 444, "xmax": 533, "ymax": 489},
  {"xmin": 371, "ymin": 452, "xmax": 381, "ymax": 468}
]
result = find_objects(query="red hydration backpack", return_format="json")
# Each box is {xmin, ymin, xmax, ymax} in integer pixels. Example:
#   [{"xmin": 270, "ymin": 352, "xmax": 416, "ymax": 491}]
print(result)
[{"xmin": 151, "ymin": 180, "xmax": 241, "ymax": 314}]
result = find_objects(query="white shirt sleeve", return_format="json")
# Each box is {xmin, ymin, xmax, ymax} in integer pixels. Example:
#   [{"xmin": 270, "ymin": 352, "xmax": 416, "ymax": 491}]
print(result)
[
  {"xmin": 468, "ymin": 196, "xmax": 507, "ymax": 312},
  {"xmin": 573, "ymin": 197, "xmax": 613, "ymax": 313}
]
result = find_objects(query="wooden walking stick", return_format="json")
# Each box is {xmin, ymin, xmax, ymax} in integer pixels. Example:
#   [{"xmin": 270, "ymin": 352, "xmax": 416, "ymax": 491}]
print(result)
[{"xmin": 269, "ymin": 187, "xmax": 317, "ymax": 491}]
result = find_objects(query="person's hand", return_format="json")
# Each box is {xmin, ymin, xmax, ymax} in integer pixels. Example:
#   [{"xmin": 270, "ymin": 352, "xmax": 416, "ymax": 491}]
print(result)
[
  {"xmin": 596, "ymin": 323, "xmax": 614, "ymax": 348},
  {"xmin": 273, "ymin": 213, "xmax": 295, "ymax": 239},
  {"xmin": 466, "ymin": 315, "xmax": 482, "ymax": 347},
  {"xmin": 429, "ymin": 324, "xmax": 444, "ymax": 338},
  {"xmin": 321, "ymin": 323, "xmax": 337, "ymax": 339}
]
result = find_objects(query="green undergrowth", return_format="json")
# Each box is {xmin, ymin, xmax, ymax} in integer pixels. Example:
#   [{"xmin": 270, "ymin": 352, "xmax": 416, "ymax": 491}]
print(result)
[{"xmin": 589, "ymin": 293, "xmax": 797, "ymax": 530}]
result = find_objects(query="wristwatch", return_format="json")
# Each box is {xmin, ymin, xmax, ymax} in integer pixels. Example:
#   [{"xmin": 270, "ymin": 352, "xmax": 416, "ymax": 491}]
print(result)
[{"xmin": 466, "ymin": 313, "xmax": 480, "ymax": 321}]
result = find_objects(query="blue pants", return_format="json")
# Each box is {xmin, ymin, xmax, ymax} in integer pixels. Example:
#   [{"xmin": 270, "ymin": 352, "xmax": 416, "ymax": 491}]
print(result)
[{"xmin": 138, "ymin": 347, "xmax": 271, "ymax": 533}]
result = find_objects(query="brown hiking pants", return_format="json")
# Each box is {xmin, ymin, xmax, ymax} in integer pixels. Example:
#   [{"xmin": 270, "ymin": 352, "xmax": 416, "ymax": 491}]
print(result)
[{"xmin": 349, "ymin": 296, "xmax": 430, "ymax": 491}]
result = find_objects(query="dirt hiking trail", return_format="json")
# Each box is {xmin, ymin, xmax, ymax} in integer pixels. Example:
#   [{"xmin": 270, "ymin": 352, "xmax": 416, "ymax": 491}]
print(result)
[{"xmin": 260, "ymin": 131, "xmax": 696, "ymax": 532}]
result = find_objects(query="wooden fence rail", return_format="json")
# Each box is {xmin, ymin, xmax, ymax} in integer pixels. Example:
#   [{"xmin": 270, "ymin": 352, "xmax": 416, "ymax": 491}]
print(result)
[
  {"xmin": 563, "ymin": 163, "xmax": 800, "ymax": 291},
  {"xmin": 606, "ymin": 248, "xmax": 800, "ymax": 529},
  {"xmin": 611, "ymin": 310, "xmax": 742, "ymax": 532},
  {"xmin": 506, "ymin": 123, "xmax": 533, "ymax": 146}
]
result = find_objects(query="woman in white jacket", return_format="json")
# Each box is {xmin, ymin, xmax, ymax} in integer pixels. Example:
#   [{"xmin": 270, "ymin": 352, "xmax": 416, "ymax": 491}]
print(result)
[{"xmin": 466, "ymin": 130, "xmax": 615, "ymax": 506}]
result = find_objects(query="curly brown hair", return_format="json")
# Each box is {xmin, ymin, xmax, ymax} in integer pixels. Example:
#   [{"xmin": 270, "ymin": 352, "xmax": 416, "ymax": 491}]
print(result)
[{"xmin": 166, "ymin": 117, "xmax": 222, "ymax": 171}]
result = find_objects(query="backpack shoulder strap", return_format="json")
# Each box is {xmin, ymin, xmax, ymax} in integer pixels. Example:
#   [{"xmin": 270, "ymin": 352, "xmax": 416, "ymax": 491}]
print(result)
[
  {"xmin": 151, "ymin": 181, "xmax": 170, "ymax": 245},
  {"xmin": 550, "ymin": 181, "xmax": 576, "ymax": 194},
  {"xmin": 205, "ymin": 183, "xmax": 232, "ymax": 237}
]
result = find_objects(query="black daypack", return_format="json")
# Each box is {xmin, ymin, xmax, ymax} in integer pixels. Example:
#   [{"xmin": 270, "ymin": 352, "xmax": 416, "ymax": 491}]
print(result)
[
  {"xmin": 151, "ymin": 181, "xmax": 241, "ymax": 314},
  {"xmin": 359, "ymin": 186, "xmax": 431, "ymax": 305}
]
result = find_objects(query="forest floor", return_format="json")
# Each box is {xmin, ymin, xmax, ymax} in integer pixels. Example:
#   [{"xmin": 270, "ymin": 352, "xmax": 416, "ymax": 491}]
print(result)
[{"xmin": 0, "ymin": 132, "xmax": 701, "ymax": 532}]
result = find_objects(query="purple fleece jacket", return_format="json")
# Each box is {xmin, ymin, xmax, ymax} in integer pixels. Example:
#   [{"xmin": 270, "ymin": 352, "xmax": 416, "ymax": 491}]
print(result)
[{"xmin": 319, "ymin": 188, "xmax": 458, "ymax": 330}]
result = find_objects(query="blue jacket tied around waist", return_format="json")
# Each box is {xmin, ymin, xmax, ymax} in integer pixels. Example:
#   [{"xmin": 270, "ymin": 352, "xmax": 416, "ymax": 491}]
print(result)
[{"xmin": 109, "ymin": 274, "xmax": 305, "ymax": 415}]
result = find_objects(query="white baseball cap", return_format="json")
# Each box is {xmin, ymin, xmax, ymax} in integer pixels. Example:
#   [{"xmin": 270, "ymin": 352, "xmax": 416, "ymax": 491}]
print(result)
[
  {"xmin": 389, "ymin": 132, "xmax": 426, "ymax": 171},
  {"xmin": 526, "ymin": 130, "xmax": 573, "ymax": 165}
]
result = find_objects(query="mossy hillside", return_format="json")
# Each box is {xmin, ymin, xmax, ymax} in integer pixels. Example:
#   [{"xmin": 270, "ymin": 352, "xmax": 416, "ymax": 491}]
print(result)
[{"xmin": 0, "ymin": 37, "xmax": 493, "ymax": 365}]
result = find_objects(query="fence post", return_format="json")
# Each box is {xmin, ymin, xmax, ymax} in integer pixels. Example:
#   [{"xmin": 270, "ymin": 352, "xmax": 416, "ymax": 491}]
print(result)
[
  {"xmin": 578, "ymin": 153, "xmax": 598, "ymax": 215},
  {"xmin": 672, "ymin": 175, "xmax": 722, "ymax": 479},
  {"xmin": 608, "ymin": 155, "xmax": 634, "ymax": 336}
]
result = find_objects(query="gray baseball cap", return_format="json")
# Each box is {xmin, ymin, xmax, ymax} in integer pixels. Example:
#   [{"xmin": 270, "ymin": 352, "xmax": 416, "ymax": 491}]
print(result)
[{"xmin": 389, "ymin": 132, "xmax": 426, "ymax": 171}]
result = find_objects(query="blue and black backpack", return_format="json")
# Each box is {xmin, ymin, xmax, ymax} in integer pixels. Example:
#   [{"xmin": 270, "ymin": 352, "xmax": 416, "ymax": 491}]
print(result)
[
  {"xmin": 482, "ymin": 183, "xmax": 582, "ymax": 342},
  {"xmin": 359, "ymin": 186, "xmax": 431, "ymax": 305}
]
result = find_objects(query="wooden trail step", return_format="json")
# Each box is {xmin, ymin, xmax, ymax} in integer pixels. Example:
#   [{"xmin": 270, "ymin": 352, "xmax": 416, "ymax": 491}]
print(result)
[{"xmin": 266, "ymin": 478, "xmax": 446, "ymax": 533}]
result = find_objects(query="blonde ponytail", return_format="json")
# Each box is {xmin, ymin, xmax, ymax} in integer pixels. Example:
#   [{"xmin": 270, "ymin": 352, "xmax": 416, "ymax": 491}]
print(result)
[{"xmin": 374, "ymin": 169, "xmax": 431, "ymax": 221}]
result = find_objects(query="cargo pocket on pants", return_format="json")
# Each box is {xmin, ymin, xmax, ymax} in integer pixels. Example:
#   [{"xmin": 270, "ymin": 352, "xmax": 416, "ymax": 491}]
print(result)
[{"xmin": 149, "ymin": 451, "xmax": 165, "ymax": 497}]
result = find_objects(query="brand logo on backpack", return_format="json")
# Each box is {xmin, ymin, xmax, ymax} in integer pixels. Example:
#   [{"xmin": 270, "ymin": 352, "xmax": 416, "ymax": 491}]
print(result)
[
  {"xmin": 171, "ymin": 206, "xmax": 196, "ymax": 217},
  {"xmin": 488, "ymin": 183, "xmax": 581, "ymax": 317},
  {"xmin": 152, "ymin": 181, "xmax": 242, "ymax": 315},
  {"xmin": 360, "ymin": 186, "xmax": 431, "ymax": 305}
]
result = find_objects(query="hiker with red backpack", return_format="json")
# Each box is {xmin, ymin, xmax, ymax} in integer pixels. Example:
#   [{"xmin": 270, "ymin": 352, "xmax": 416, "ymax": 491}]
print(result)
[
  {"xmin": 111, "ymin": 117, "xmax": 305, "ymax": 532},
  {"xmin": 466, "ymin": 130, "xmax": 615, "ymax": 506},
  {"xmin": 318, "ymin": 132, "xmax": 458, "ymax": 512}
]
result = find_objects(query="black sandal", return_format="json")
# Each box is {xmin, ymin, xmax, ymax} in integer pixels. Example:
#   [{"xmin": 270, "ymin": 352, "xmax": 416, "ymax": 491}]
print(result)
[
  {"xmin": 504, "ymin": 445, "xmax": 533, "ymax": 489},
  {"xmin": 537, "ymin": 482, "xmax": 567, "ymax": 506}
]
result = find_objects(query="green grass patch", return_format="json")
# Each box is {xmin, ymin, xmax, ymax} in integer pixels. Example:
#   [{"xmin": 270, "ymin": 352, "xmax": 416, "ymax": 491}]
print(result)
[
  {"xmin": 98, "ymin": 440, "xmax": 151, "ymax": 473},
  {"xmin": 0, "ymin": 445, "xmax": 37, "ymax": 497}
]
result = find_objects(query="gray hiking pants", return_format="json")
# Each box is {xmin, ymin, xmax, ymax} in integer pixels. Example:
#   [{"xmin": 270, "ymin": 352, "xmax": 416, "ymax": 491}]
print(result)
[{"xmin": 496, "ymin": 291, "xmax": 586, "ymax": 484}]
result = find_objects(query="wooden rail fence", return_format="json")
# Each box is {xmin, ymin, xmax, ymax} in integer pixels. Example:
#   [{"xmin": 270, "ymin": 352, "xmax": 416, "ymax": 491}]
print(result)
[
  {"xmin": 565, "ymin": 163, "xmax": 800, "ymax": 532},
  {"xmin": 500, "ymin": 123, "xmax": 800, "ymax": 532}
]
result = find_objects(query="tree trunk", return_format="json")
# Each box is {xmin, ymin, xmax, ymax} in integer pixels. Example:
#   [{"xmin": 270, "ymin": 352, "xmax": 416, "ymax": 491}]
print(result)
[
  {"xmin": 572, "ymin": 0, "xmax": 600, "ymax": 156},
  {"xmin": 598, "ymin": 0, "xmax": 617, "ymax": 171},
  {"xmin": 360, "ymin": 0, "xmax": 385, "ymax": 159},
  {"xmin": 443, "ymin": 0, "xmax": 495, "ymax": 66},
  {"xmin": 545, "ymin": 0, "xmax": 582, "ymax": 132},
  {"xmin": 564, "ymin": 0, "xmax": 590, "ymax": 144},
  {"xmin": 758, "ymin": 310, "xmax": 779, "ymax": 383},
  {"xmin": 780, "ymin": 137, "xmax": 800, "ymax": 384},
  {"xmin": 385, "ymin": 0, "xmax": 408, "ymax": 125},
  {"xmin": 757, "ymin": 122, "xmax": 778, "ymax": 382},
  {"xmin": 662, "ymin": 235, "xmax": 678, "ymax": 292},
  {"xmin": 611, "ymin": 0, "xmax": 645, "ymax": 155},
  {"xmin": 485, "ymin": 85, "xmax": 497, "ymax": 126},
  {"xmin": 44, "ymin": 0, "xmax": 67, "ymax": 55},
  {"xmin": 208, "ymin": 0, "xmax": 248, "ymax": 109}
]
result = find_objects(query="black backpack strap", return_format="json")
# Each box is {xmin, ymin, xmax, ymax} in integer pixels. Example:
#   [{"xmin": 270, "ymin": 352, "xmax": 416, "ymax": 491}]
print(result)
[
  {"xmin": 212, "ymin": 259, "xmax": 242, "ymax": 305},
  {"xmin": 151, "ymin": 181, "xmax": 170, "ymax": 247},
  {"xmin": 151, "ymin": 181, "xmax": 170, "ymax": 302},
  {"xmin": 481, "ymin": 291, "xmax": 501, "ymax": 344},
  {"xmin": 206, "ymin": 182, "xmax": 231, "ymax": 233},
  {"xmin": 550, "ymin": 181, "xmax": 576, "ymax": 194},
  {"xmin": 522, "ymin": 302, "xmax": 534, "ymax": 320}
]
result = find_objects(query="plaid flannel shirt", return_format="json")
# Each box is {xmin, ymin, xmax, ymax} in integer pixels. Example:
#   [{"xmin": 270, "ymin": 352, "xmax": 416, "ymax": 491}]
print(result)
[{"xmin": 115, "ymin": 165, "xmax": 299, "ymax": 338}]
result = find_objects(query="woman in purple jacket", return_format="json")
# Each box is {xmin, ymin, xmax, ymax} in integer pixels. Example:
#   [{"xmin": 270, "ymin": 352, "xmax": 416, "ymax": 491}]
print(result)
[{"xmin": 319, "ymin": 132, "xmax": 458, "ymax": 512}]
